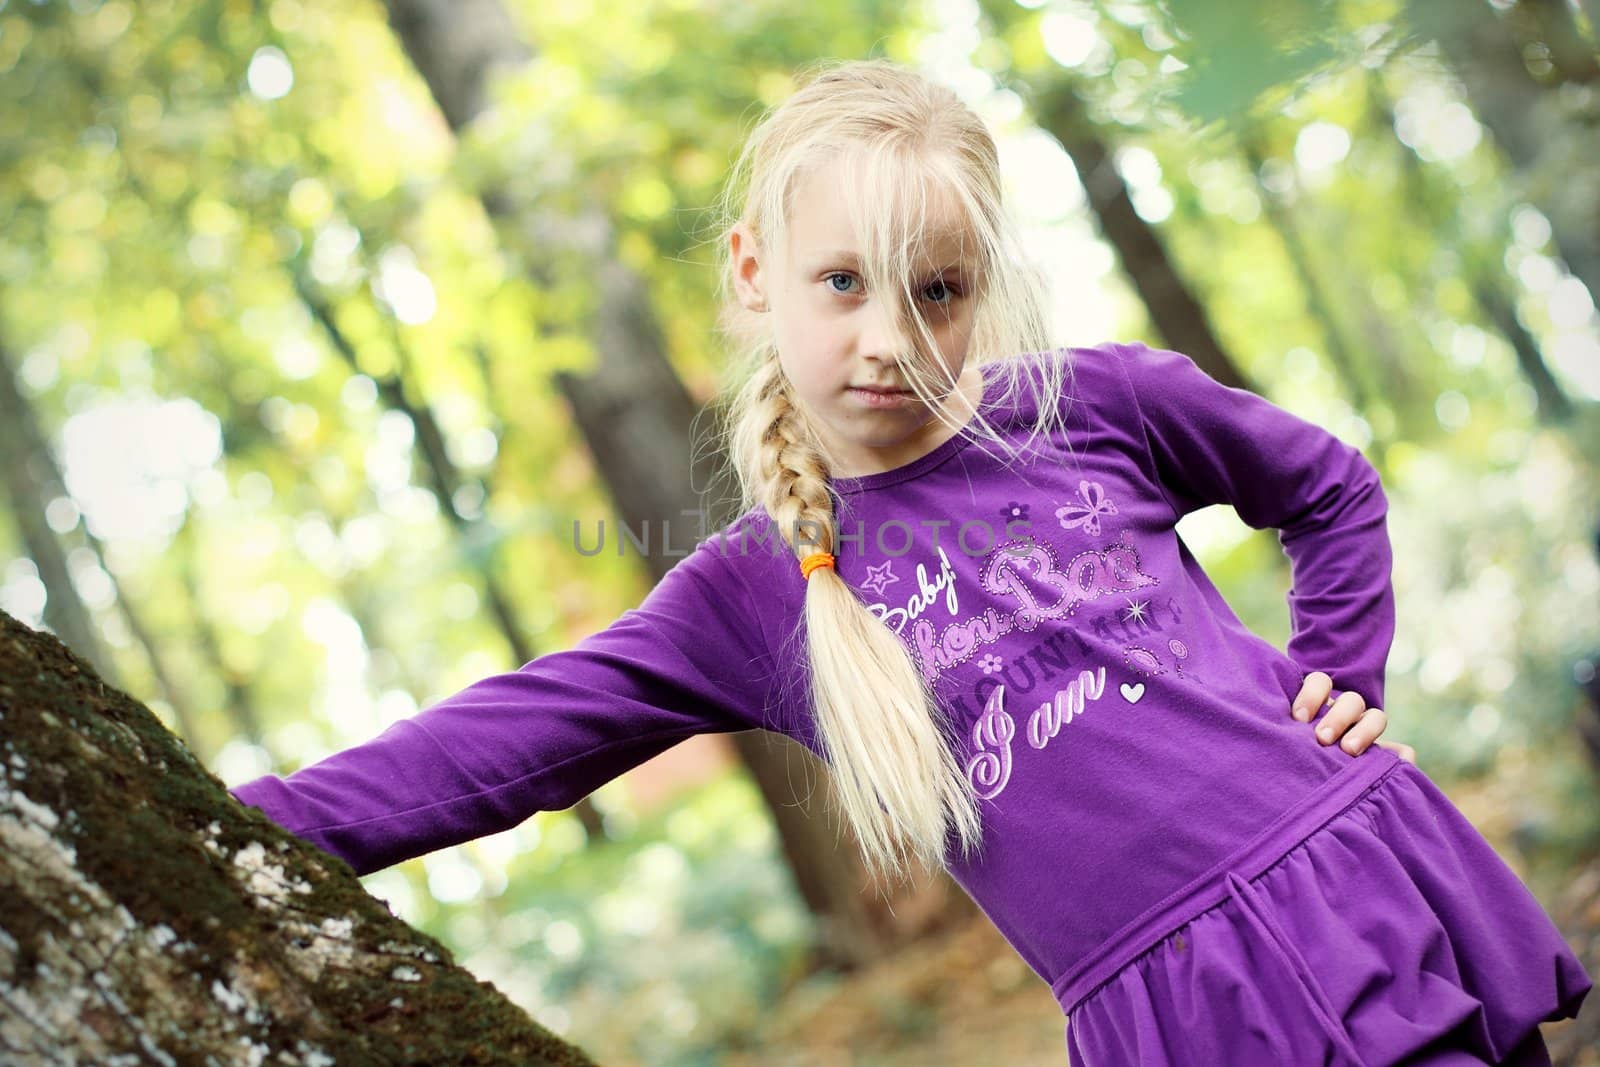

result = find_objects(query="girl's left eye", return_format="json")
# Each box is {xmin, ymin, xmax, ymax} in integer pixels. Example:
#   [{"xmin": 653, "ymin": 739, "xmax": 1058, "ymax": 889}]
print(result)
[{"xmin": 825, "ymin": 272, "xmax": 859, "ymax": 294}]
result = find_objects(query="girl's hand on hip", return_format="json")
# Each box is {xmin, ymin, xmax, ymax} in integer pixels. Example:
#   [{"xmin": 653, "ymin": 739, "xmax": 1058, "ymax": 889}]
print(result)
[{"xmin": 1290, "ymin": 671, "xmax": 1416, "ymax": 765}]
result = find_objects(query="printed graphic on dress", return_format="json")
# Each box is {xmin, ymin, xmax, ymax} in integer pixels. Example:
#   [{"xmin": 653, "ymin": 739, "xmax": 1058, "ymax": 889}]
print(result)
[
  {"xmin": 909, "ymin": 535, "xmax": 1157, "ymax": 684},
  {"xmin": 964, "ymin": 667, "xmax": 1108, "ymax": 801},
  {"xmin": 1167, "ymin": 638, "xmax": 1193, "ymax": 679},
  {"xmin": 862, "ymin": 546, "xmax": 961, "ymax": 635},
  {"xmin": 1118, "ymin": 637, "xmax": 1203, "ymax": 686},
  {"xmin": 859, "ymin": 560, "xmax": 899, "ymax": 597},
  {"xmin": 1055, "ymin": 479, "xmax": 1119, "ymax": 538},
  {"xmin": 850, "ymin": 497, "xmax": 1207, "ymax": 738},
  {"xmin": 1123, "ymin": 645, "xmax": 1164, "ymax": 677}
]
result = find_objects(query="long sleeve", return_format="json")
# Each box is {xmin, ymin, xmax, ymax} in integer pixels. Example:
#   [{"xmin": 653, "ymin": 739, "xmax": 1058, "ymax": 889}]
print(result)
[
  {"xmin": 228, "ymin": 536, "xmax": 776, "ymax": 875},
  {"xmin": 1111, "ymin": 340, "xmax": 1395, "ymax": 709}
]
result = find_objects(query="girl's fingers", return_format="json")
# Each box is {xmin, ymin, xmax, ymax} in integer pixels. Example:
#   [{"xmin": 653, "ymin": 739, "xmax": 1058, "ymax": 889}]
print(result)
[
  {"xmin": 1292, "ymin": 678, "xmax": 1409, "ymax": 762},
  {"xmin": 1328, "ymin": 706, "xmax": 1388, "ymax": 754},
  {"xmin": 1292, "ymin": 671, "xmax": 1334, "ymax": 722},
  {"xmin": 1373, "ymin": 738, "xmax": 1416, "ymax": 764},
  {"xmin": 1315, "ymin": 691, "xmax": 1370, "ymax": 747}
]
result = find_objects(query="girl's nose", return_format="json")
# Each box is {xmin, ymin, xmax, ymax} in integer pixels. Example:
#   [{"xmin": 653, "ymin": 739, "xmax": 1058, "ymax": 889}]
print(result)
[{"xmin": 858, "ymin": 299, "xmax": 910, "ymax": 361}]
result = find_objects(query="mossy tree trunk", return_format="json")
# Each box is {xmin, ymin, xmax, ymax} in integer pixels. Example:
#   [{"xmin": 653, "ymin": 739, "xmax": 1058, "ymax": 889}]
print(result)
[{"xmin": 0, "ymin": 609, "xmax": 599, "ymax": 1067}]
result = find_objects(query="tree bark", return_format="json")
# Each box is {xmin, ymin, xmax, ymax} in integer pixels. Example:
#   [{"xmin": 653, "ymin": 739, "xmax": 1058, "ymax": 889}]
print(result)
[{"xmin": 0, "ymin": 608, "xmax": 597, "ymax": 1066}]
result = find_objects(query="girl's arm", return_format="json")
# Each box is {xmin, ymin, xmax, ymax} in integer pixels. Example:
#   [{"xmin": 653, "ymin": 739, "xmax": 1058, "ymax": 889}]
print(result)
[
  {"xmin": 229, "ymin": 534, "xmax": 777, "ymax": 875},
  {"xmin": 1105, "ymin": 340, "xmax": 1395, "ymax": 710}
]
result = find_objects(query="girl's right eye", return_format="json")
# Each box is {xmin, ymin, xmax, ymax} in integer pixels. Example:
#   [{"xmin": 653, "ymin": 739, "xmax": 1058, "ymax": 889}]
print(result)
[{"xmin": 824, "ymin": 272, "xmax": 860, "ymax": 295}]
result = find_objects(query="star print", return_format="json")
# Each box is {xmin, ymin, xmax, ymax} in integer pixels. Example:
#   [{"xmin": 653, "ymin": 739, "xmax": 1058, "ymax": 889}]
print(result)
[
  {"xmin": 1123, "ymin": 598, "xmax": 1150, "ymax": 624},
  {"xmin": 860, "ymin": 560, "xmax": 899, "ymax": 597}
]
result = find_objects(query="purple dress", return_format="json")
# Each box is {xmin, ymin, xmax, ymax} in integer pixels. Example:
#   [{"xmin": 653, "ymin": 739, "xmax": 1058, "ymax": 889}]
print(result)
[{"xmin": 231, "ymin": 341, "xmax": 1592, "ymax": 1065}]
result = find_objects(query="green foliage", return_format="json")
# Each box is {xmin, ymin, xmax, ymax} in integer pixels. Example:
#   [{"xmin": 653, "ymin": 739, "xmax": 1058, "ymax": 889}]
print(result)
[{"xmin": 1150, "ymin": 0, "xmax": 1421, "ymax": 129}]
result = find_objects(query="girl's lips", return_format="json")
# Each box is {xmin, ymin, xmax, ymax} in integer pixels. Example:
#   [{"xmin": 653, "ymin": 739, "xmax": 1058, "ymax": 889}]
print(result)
[{"xmin": 848, "ymin": 386, "xmax": 915, "ymax": 407}]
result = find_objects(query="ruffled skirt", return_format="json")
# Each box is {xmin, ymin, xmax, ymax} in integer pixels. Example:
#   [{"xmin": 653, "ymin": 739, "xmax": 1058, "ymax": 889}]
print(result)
[{"xmin": 1063, "ymin": 755, "xmax": 1592, "ymax": 1066}]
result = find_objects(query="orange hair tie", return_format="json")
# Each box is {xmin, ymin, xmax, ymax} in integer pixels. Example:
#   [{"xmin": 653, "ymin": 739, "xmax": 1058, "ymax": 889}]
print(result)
[{"xmin": 799, "ymin": 552, "xmax": 835, "ymax": 580}]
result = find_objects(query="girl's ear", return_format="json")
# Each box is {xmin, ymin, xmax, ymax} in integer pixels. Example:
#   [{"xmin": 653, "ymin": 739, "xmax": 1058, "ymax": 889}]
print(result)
[{"xmin": 729, "ymin": 223, "xmax": 770, "ymax": 313}]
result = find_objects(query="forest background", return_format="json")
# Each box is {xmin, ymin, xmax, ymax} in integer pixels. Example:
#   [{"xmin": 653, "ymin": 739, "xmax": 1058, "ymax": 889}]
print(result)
[{"xmin": 3, "ymin": 0, "xmax": 1599, "ymax": 1063}]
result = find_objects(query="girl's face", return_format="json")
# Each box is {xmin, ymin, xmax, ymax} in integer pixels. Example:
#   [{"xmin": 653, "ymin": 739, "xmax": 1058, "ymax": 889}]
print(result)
[{"xmin": 730, "ymin": 156, "xmax": 984, "ymax": 479}]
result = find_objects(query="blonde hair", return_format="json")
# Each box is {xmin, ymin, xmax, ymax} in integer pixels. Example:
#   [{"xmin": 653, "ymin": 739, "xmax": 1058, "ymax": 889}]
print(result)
[{"xmin": 709, "ymin": 58, "xmax": 1071, "ymax": 887}]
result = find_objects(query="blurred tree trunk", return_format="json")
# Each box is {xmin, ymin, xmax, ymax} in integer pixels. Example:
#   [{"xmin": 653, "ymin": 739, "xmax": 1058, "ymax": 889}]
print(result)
[
  {"xmin": 290, "ymin": 268, "xmax": 608, "ymax": 843},
  {"xmin": 175, "ymin": 515, "xmax": 268, "ymax": 751},
  {"xmin": 0, "ymin": 609, "xmax": 597, "ymax": 1067},
  {"xmin": 292, "ymin": 273, "xmax": 533, "ymax": 677},
  {"xmin": 1024, "ymin": 77, "xmax": 1252, "ymax": 392},
  {"xmin": 977, "ymin": 1, "xmax": 1315, "ymax": 597},
  {"xmin": 0, "ymin": 334, "xmax": 116, "ymax": 685},
  {"xmin": 1473, "ymin": 276, "xmax": 1578, "ymax": 423},
  {"xmin": 1366, "ymin": 73, "xmax": 1576, "ymax": 424},
  {"xmin": 376, "ymin": 0, "xmax": 961, "ymax": 966},
  {"xmin": 1410, "ymin": 0, "xmax": 1600, "ymax": 304},
  {"xmin": 1585, "ymin": 0, "xmax": 1600, "ymax": 49},
  {"xmin": 93, "ymin": 563, "xmax": 208, "ymax": 761},
  {"xmin": 1509, "ymin": 0, "xmax": 1599, "ymax": 87},
  {"xmin": 0, "ymin": 319, "xmax": 215, "ymax": 757},
  {"xmin": 1237, "ymin": 132, "xmax": 1380, "ymax": 416}
]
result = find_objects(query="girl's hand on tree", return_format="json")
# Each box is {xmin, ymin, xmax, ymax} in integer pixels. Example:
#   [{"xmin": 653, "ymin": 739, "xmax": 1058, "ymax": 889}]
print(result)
[{"xmin": 1291, "ymin": 670, "xmax": 1417, "ymax": 765}]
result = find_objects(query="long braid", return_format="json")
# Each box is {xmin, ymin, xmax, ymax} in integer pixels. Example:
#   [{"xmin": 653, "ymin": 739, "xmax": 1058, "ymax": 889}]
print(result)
[
  {"xmin": 730, "ymin": 355, "xmax": 985, "ymax": 885},
  {"xmin": 750, "ymin": 361, "xmax": 836, "ymax": 562}
]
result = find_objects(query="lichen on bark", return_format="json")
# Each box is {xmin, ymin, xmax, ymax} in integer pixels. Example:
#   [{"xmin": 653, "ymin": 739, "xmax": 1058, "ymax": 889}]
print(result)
[{"xmin": 0, "ymin": 609, "xmax": 599, "ymax": 1066}]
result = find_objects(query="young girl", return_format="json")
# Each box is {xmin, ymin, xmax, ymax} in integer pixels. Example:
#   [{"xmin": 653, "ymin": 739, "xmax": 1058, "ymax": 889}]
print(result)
[{"xmin": 230, "ymin": 58, "xmax": 1592, "ymax": 1065}]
